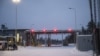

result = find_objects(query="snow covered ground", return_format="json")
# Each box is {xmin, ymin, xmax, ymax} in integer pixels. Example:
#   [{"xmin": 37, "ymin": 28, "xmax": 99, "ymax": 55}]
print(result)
[{"xmin": 0, "ymin": 44, "xmax": 93, "ymax": 56}]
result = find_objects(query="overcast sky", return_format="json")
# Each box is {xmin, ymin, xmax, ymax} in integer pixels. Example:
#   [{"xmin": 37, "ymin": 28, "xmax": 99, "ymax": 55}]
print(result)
[{"xmin": 0, "ymin": 0, "xmax": 90, "ymax": 30}]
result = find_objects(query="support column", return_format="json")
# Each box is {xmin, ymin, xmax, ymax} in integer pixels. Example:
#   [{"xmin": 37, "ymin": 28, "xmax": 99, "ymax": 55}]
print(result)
[
  {"xmin": 37, "ymin": 34, "xmax": 40, "ymax": 46},
  {"xmin": 45, "ymin": 34, "xmax": 47, "ymax": 46},
  {"xmin": 62, "ymin": 33, "xmax": 64, "ymax": 46},
  {"xmin": 47, "ymin": 34, "xmax": 51, "ymax": 47}
]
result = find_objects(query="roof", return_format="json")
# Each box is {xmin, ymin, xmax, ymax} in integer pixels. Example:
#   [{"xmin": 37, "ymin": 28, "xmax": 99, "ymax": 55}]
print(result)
[
  {"xmin": 25, "ymin": 29, "xmax": 76, "ymax": 34},
  {"xmin": 0, "ymin": 29, "xmax": 29, "ymax": 31}
]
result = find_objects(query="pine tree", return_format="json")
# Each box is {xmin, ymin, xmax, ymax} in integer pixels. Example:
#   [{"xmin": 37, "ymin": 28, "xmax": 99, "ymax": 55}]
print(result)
[
  {"xmin": 81, "ymin": 26, "xmax": 86, "ymax": 34},
  {"xmin": 87, "ymin": 19, "xmax": 96, "ymax": 34}
]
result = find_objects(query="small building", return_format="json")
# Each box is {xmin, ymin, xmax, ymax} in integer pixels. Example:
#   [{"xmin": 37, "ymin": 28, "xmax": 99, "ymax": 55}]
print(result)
[
  {"xmin": 0, "ymin": 29, "xmax": 28, "ymax": 36},
  {"xmin": 0, "ymin": 29, "xmax": 28, "ymax": 45},
  {"xmin": 76, "ymin": 35, "xmax": 93, "ymax": 51}
]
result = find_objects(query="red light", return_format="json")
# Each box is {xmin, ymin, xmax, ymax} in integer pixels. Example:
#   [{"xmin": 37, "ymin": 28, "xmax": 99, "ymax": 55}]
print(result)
[
  {"xmin": 53, "ymin": 28, "xmax": 57, "ymax": 32},
  {"xmin": 43, "ymin": 29, "xmax": 47, "ymax": 32},
  {"xmin": 68, "ymin": 28, "xmax": 72, "ymax": 32},
  {"xmin": 30, "ymin": 29, "xmax": 35, "ymax": 32}
]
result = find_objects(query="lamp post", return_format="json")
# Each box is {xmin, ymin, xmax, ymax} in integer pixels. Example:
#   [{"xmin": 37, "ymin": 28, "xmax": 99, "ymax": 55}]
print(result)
[
  {"xmin": 69, "ymin": 8, "xmax": 77, "ymax": 30},
  {"xmin": 12, "ymin": 0, "xmax": 20, "ymax": 39},
  {"xmin": 69, "ymin": 8, "xmax": 77, "ymax": 43}
]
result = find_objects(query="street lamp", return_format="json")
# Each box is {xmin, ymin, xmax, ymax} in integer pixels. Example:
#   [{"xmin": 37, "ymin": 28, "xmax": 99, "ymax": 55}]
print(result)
[
  {"xmin": 12, "ymin": 0, "xmax": 20, "ymax": 4},
  {"xmin": 12, "ymin": 0, "xmax": 20, "ymax": 39},
  {"xmin": 69, "ymin": 8, "xmax": 77, "ymax": 43},
  {"xmin": 69, "ymin": 8, "xmax": 77, "ymax": 30}
]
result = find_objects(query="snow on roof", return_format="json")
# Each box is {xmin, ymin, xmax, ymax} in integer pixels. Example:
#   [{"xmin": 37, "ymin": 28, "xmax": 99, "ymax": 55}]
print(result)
[{"xmin": 77, "ymin": 35, "xmax": 92, "ymax": 37}]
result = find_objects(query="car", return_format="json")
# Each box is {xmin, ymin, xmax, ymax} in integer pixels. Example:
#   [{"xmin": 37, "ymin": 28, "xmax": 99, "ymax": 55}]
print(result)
[{"xmin": 0, "ymin": 36, "xmax": 18, "ymax": 50}]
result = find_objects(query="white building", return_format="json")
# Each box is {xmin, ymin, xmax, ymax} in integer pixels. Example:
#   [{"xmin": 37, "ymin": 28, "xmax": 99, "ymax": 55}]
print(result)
[{"xmin": 76, "ymin": 35, "xmax": 93, "ymax": 51}]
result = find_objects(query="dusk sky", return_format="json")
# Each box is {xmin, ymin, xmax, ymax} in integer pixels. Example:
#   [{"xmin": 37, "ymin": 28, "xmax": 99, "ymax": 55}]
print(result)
[{"xmin": 0, "ymin": 0, "xmax": 90, "ymax": 30}]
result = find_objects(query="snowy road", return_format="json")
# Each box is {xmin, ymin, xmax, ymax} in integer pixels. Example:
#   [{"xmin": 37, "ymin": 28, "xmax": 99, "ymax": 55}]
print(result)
[{"xmin": 0, "ymin": 45, "xmax": 93, "ymax": 56}]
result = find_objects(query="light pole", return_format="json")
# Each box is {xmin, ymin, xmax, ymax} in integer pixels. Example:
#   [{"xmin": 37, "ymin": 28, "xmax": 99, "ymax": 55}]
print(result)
[
  {"xmin": 69, "ymin": 8, "xmax": 77, "ymax": 43},
  {"xmin": 62, "ymin": 33, "xmax": 63, "ymax": 46},
  {"xmin": 12, "ymin": 0, "xmax": 20, "ymax": 39},
  {"xmin": 69, "ymin": 8, "xmax": 77, "ymax": 30}
]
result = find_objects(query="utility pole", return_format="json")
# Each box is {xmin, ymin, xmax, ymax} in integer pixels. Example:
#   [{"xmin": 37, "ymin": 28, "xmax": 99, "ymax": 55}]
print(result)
[{"xmin": 94, "ymin": 0, "xmax": 97, "ymax": 27}]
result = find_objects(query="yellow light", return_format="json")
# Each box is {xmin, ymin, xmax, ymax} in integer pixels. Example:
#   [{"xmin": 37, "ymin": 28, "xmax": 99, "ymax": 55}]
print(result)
[
  {"xmin": 16, "ymin": 33, "xmax": 20, "ymax": 42},
  {"xmin": 12, "ymin": 0, "xmax": 20, "ymax": 4}
]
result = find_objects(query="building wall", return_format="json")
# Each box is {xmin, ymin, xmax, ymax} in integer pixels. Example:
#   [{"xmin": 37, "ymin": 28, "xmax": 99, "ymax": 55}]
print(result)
[
  {"xmin": 76, "ymin": 35, "xmax": 93, "ymax": 51},
  {"xmin": 0, "ymin": 30, "xmax": 26, "ymax": 36},
  {"xmin": 0, "ymin": 30, "xmax": 15, "ymax": 36}
]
